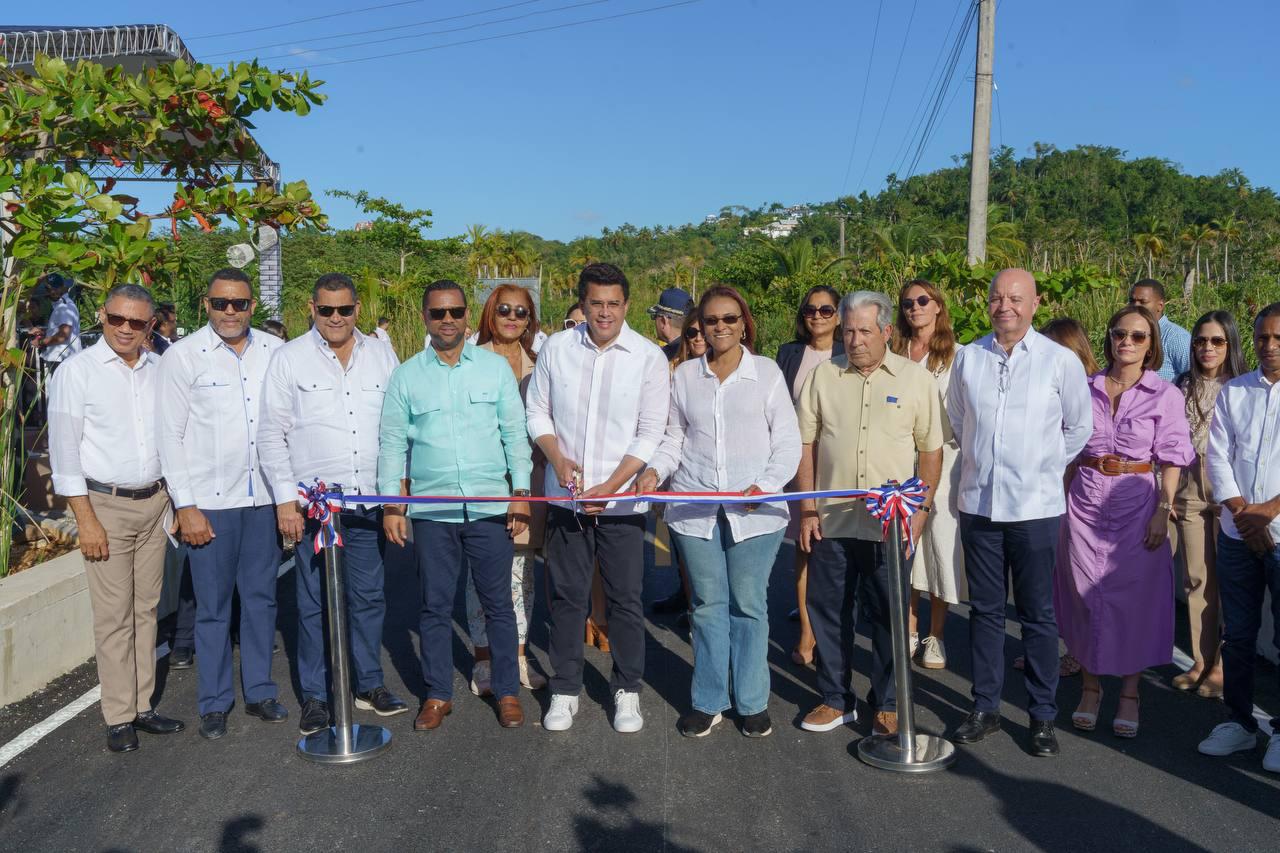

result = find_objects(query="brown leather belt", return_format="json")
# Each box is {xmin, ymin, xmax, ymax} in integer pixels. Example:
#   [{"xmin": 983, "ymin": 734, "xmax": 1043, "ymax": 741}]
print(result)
[
  {"xmin": 86, "ymin": 479, "xmax": 165, "ymax": 500},
  {"xmin": 1079, "ymin": 455, "xmax": 1153, "ymax": 476}
]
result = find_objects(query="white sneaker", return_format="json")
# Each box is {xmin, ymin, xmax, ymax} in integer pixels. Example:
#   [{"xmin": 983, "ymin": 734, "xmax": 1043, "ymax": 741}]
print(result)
[
  {"xmin": 612, "ymin": 690, "xmax": 644, "ymax": 733},
  {"xmin": 543, "ymin": 694, "xmax": 579, "ymax": 731},
  {"xmin": 1197, "ymin": 722, "xmax": 1258, "ymax": 756},
  {"xmin": 469, "ymin": 660, "xmax": 492, "ymax": 697},
  {"xmin": 1264, "ymin": 733, "xmax": 1280, "ymax": 773},
  {"xmin": 920, "ymin": 636, "xmax": 947, "ymax": 670},
  {"xmin": 910, "ymin": 632, "xmax": 920, "ymax": 657}
]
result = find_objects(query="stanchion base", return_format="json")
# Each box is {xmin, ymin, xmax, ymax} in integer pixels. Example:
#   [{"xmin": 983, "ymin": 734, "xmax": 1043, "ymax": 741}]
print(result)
[
  {"xmin": 297, "ymin": 723, "xmax": 392, "ymax": 765},
  {"xmin": 857, "ymin": 732, "xmax": 956, "ymax": 773}
]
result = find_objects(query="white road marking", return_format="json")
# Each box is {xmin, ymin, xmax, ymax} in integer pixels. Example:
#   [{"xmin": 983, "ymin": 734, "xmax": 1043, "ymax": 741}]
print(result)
[{"xmin": 0, "ymin": 685, "xmax": 100, "ymax": 769}]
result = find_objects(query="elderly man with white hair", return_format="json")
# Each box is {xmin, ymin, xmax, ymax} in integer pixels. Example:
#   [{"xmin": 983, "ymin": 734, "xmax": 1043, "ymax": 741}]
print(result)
[
  {"xmin": 794, "ymin": 290, "xmax": 944, "ymax": 737},
  {"xmin": 946, "ymin": 268, "xmax": 1092, "ymax": 757}
]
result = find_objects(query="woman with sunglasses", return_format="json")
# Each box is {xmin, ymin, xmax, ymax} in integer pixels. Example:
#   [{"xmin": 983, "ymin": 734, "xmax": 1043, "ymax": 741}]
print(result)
[
  {"xmin": 671, "ymin": 312, "xmax": 707, "ymax": 367},
  {"xmin": 1055, "ymin": 305, "xmax": 1194, "ymax": 738},
  {"xmin": 464, "ymin": 284, "xmax": 549, "ymax": 694},
  {"xmin": 891, "ymin": 279, "xmax": 964, "ymax": 671},
  {"xmin": 1170, "ymin": 311, "xmax": 1246, "ymax": 699},
  {"xmin": 638, "ymin": 286, "xmax": 800, "ymax": 737},
  {"xmin": 774, "ymin": 284, "xmax": 843, "ymax": 666}
]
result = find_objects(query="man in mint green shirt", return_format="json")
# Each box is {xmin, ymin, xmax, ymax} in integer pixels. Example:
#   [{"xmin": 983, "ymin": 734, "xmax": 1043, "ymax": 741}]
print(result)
[{"xmin": 380, "ymin": 280, "xmax": 532, "ymax": 731}]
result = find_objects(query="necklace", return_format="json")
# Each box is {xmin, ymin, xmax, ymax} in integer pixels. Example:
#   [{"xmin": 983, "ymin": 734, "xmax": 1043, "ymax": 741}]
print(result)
[{"xmin": 1106, "ymin": 372, "xmax": 1139, "ymax": 390}]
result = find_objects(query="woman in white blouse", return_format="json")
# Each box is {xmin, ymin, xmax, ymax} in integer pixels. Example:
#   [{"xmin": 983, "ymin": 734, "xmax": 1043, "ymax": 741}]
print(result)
[{"xmin": 637, "ymin": 286, "xmax": 801, "ymax": 738}]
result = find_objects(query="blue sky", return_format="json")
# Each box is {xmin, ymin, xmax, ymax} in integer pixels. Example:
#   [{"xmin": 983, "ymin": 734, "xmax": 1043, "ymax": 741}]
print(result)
[{"xmin": 11, "ymin": 1, "xmax": 1280, "ymax": 241}]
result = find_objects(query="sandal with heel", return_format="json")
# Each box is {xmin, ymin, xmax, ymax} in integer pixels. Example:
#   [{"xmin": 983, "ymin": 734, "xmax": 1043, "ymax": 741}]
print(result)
[
  {"xmin": 1072, "ymin": 685, "xmax": 1102, "ymax": 731},
  {"xmin": 1113, "ymin": 694, "xmax": 1140, "ymax": 738}
]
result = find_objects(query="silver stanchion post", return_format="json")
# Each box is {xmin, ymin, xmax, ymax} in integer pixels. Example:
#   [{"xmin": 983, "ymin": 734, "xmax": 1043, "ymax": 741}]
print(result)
[
  {"xmin": 857, "ymin": 522, "xmax": 955, "ymax": 773},
  {"xmin": 298, "ymin": 496, "xmax": 392, "ymax": 764}
]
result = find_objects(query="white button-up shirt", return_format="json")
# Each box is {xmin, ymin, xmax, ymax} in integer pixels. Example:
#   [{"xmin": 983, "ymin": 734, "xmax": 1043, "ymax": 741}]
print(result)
[
  {"xmin": 42, "ymin": 294, "xmax": 82, "ymax": 363},
  {"xmin": 1207, "ymin": 369, "xmax": 1280, "ymax": 542},
  {"xmin": 648, "ymin": 348, "xmax": 801, "ymax": 540},
  {"xmin": 258, "ymin": 328, "xmax": 399, "ymax": 506},
  {"xmin": 525, "ymin": 321, "xmax": 669, "ymax": 515},
  {"xmin": 48, "ymin": 339, "xmax": 161, "ymax": 495},
  {"xmin": 947, "ymin": 328, "xmax": 1093, "ymax": 522},
  {"xmin": 157, "ymin": 324, "xmax": 282, "ymax": 509}
]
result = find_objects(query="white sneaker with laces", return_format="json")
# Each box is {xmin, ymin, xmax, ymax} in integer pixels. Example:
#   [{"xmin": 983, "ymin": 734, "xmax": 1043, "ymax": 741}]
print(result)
[
  {"xmin": 612, "ymin": 690, "xmax": 644, "ymax": 733},
  {"xmin": 1263, "ymin": 733, "xmax": 1280, "ymax": 773},
  {"xmin": 919, "ymin": 636, "xmax": 947, "ymax": 670},
  {"xmin": 543, "ymin": 694, "xmax": 579, "ymax": 731},
  {"xmin": 1197, "ymin": 722, "xmax": 1258, "ymax": 756}
]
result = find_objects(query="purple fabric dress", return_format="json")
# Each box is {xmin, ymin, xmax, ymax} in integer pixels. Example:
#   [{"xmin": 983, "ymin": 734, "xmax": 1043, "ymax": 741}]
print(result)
[{"xmin": 1054, "ymin": 370, "xmax": 1195, "ymax": 676}]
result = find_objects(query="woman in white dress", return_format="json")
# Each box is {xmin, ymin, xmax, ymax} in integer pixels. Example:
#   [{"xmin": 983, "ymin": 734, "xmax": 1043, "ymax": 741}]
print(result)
[{"xmin": 892, "ymin": 279, "xmax": 964, "ymax": 670}]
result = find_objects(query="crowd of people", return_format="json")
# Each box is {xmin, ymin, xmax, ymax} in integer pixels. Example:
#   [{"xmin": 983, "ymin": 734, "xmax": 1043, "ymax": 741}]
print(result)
[{"xmin": 43, "ymin": 261, "xmax": 1280, "ymax": 774}]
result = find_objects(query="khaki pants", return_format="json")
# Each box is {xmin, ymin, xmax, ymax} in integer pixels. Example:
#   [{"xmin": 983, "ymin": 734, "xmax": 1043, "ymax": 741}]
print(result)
[
  {"xmin": 1171, "ymin": 461, "xmax": 1221, "ymax": 668},
  {"xmin": 84, "ymin": 489, "xmax": 169, "ymax": 725}
]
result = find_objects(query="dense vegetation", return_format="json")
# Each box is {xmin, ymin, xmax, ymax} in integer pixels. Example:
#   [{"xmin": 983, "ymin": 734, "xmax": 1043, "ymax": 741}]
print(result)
[{"xmin": 162, "ymin": 144, "xmax": 1280, "ymax": 360}]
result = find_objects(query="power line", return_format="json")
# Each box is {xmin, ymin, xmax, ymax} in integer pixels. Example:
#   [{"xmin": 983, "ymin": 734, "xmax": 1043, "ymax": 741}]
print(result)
[
  {"xmin": 838, "ymin": 0, "xmax": 884, "ymax": 195},
  {"xmin": 189, "ymin": 0, "xmax": 433, "ymax": 40},
  {"xmin": 854, "ymin": 0, "xmax": 920, "ymax": 194},
  {"xmin": 903, "ymin": 1, "xmax": 977, "ymax": 179},
  {"xmin": 201, "ymin": 0, "xmax": 548, "ymax": 58},
  {"xmin": 210, "ymin": 0, "xmax": 614, "ymax": 63},
  {"xmin": 282, "ymin": 0, "xmax": 704, "ymax": 71},
  {"xmin": 886, "ymin": 0, "xmax": 968, "ymax": 179}
]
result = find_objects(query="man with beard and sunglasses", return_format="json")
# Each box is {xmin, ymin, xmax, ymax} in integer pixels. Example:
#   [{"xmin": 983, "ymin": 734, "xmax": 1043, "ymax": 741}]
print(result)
[
  {"xmin": 49, "ymin": 284, "xmax": 185, "ymax": 753},
  {"xmin": 158, "ymin": 268, "xmax": 286, "ymax": 740},
  {"xmin": 259, "ymin": 273, "xmax": 408, "ymax": 738},
  {"xmin": 380, "ymin": 280, "xmax": 533, "ymax": 731}
]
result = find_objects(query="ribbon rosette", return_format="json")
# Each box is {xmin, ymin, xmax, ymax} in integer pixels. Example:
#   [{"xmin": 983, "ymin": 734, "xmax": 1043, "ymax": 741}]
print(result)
[
  {"xmin": 862, "ymin": 477, "xmax": 928, "ymax": 548},
  {"xmin": 298, "ymin": 480, "xmax": 345, "ymax": 553}
]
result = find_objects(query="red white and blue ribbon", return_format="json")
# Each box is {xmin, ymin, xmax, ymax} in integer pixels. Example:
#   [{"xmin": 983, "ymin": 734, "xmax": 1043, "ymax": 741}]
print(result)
[{"xmin": 299, "ymin": 478, "xmax": 929, "ymax": 550}]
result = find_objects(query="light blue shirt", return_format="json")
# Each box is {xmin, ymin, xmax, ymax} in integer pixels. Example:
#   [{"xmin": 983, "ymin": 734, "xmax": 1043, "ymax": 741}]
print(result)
[
  {"xmin": 378, "ymin": 343, "xmax": 531, "ymax": 522},
  {"xmin": 1158, "ymin": 315, "xmax": 1192, "ymax": 383}
]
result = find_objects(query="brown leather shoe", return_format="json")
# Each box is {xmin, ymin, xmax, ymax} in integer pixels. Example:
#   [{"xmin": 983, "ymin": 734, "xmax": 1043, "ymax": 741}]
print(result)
[
  {"xmin": 414, "ymin": 699, "xmax": 451, "ymax": 731},
  {"xmin": 873, "ymin": 710, "xmax": 898, "ymax": 736},
  {"xmin": 497, "ymin": 695, "xmax": 524, "ymax": 728}
]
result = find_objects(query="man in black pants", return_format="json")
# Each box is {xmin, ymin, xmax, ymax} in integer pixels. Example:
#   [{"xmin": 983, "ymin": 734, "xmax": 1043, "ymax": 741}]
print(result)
[{"xmin": 526, "ymin": 263, "xmax": 670, "ymax": 734}]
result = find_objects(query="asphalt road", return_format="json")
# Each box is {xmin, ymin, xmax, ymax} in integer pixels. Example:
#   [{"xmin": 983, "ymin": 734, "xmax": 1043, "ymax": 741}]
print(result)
[{"xmin": 2, "ymin": 537, "xmax": 1278, "ymax": 852}]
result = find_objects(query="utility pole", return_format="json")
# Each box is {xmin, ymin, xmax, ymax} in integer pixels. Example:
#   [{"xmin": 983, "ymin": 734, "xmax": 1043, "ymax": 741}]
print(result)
[
  {"xmin": 837, "ymin": 214, "xmax": 848, "ymax": 257},
  {"xmin": 965, "ymin": 0, "xmax": 996, "ymax": 266}
]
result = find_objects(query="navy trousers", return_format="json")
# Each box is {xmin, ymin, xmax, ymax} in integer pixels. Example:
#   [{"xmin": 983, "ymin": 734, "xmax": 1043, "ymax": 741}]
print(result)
[
  {"xmin": 295, "ymin": 506, "xmax": 387, "ymax": 702},
  {"xmin": 413, "ymin": 515, "xmax": 518, "ymax": 701},
  {"xmin": 1216, "ymin": 532, "xmax": 1280, "ymax": 732},
  {"xmin": 172, "ymin": 551, "xmax": 196, "ymax": 652},
  {"xmin": 187, "ymin": 505, "xmax": 281, "ymax": 715},
  {"xmin": 959, "ymin": 512, "xmax": 1061, "ymax": 721}
]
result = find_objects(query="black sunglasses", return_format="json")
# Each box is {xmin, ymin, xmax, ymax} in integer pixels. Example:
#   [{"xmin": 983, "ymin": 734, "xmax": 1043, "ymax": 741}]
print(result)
[
  {"xmin": 901, "ymin": 295, "xmax": 932, "ymax": 309},
  {"xmin": 802, "ymin": 304, "xmax": 837, "ymax": 319},
  {"xmin": 684, "ymin": 325, "xmax": 704, "ymax": 340},
  {"xmin": 315, "ymin": 304, "xmax": 356, "ymax": 318},
  {"xmin": 497, "ymin": 303, "xmax": 530, "ymax": 320},
  {"xmin": 428, "ymin": 306, "xmax": 466, "ymax": 321},
  {"xmin": 105, "ymin": 312, "xmax": 151, "ymax": 331},
  {"xmin": 702, "ymin": 313, "xmax": 741, "ymax": 327},
  {"xmin": 207, "ymin": 297, "xmax": 252, "ymax": 313}
]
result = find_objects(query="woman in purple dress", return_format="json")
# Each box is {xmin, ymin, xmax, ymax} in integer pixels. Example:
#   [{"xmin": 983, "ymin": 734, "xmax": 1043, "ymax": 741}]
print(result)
[{"xmin": 1056, "ymin": 305, "xmax": 1194, "ymax": 739}]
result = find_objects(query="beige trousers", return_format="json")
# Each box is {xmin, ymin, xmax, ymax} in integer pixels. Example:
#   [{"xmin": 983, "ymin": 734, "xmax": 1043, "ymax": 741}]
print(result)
[
  {"xmin": 84, "ymin": 489, "xmax": 169, "ymax": 725},
  {"xmin": 1170, "ymin": 460, "xmax": 1221, "ymax": 668}
]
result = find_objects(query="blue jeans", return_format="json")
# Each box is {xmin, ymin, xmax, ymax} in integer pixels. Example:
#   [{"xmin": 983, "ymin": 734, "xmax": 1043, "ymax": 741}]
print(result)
[
  {"xmin": 294, "ymin": 506, "xmax": 386, "ymax": 702},
  {"xmin": 671, "ymin": 517, "xmax": 783, "ymax": 716},
  {"xmin": 1216, "ymin": 532, "xmax": 1280, "ymax": 732}
]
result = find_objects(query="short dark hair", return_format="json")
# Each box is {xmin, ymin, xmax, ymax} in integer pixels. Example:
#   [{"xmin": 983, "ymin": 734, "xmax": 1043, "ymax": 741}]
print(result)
[
  {"xmin": 1103, "ymin": 305, "xmax": 1163, "ymax": 372},
  {"xmin": 313, "ymin": 272, "xmax": 357, "ymax": 302},
  {"xmin": 262, "ymin": 319, "xmax": 288, "ymax": 341},
  {"xmin": 104, "ymin": 283, "xmax": 155, "ymax": 313},
  {"xmin": 423, "ymin": 279, "xmax": 466, "ymax": 309},
  {"xmin": 1256, "ymin": 302, "xmax": 1280, "ymax": 328},
  {"xmin": 377, "ymin": 316, "xmax": 391, "ymax": 326},
  {"xmin": 1130, "ymin": 278, "xmax": 1166, "ymax": 300},
  {"xmin": 155, "ymin": 301, "xmax": 176, "ymax": 322},
  {"xmin": 208, "ymin": 267, "xmax": 251, "ymax": 293},
  {"xmin": 577, "ymin": 262, "xmax": 629, "ymax": 302}
]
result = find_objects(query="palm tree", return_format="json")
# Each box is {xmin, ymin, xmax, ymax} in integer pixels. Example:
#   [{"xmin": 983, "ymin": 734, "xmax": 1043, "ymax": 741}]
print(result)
[
  {"xmin": 1132, "ymin": 217, "xmax": 1166, "ymax": 278},
  {"xmin": 1211, "ymin": 214, "xmax": 1242, "ymax": 283}
]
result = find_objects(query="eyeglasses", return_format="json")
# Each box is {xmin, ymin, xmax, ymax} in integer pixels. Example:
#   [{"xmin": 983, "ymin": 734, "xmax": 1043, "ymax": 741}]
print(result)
[
  {"xmin": 900, "ymin": 295, "xmax": 932, "ymax": 309},
  {"xmin": 207, "ymin": 297, "xmax": 252, "ymax": 313},
  {"xmin": 1109, "ymin": 328, "xmax": 1150, "ymax": 344},
  {"xmin": 684, "ymin": 326, "xmax": 704, "ymax": 341},
  {"xmin": 315, "ymin": 304, "xmax": 356, "ymax": 318},
  {"xmin": 105, "ymin": 313, "xmax": 151, "ymax": 331},
  {"xmin": 702, "ymin": 313, "xmax": 741, "ymax": 328},
  {"xmin": 428, "ymin": 306, "xmax": 466, "ymax": 321},
  {"xmin": 497, "ymin": 303, "xmax": 530, "ymax": 320},
  {"xmin": 801, "ymin": 304, "xmax": 837, "ymax": 319},
  {"xmin": 1192, "ymin": 336, "xmax": 1227, "ymax": 349},
  {"xmin": 563, "ymin": 318, "xmax": 579, "ymax": 329}
]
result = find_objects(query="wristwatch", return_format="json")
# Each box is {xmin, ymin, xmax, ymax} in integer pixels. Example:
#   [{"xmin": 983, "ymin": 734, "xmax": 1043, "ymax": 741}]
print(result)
[{"xmin": 512, "ymin": 489, "xmax": 531, "ymax": 498}]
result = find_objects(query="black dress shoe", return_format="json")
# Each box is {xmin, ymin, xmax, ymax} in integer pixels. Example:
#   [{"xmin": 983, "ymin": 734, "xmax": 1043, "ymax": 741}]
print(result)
[
  {"xmin": 133, "ymin": 710, "xmax": 185, "ymax": 735},
  {"xmin": 299, "ymin": 698, "xmax": 330, "ymax": 735},
  {"xmin": 953, "ymin": 711, "xmax": 1002, "ymax": 744},
  {"xmin": 199, "ymin": 712, "xmax": 227, "ymax": 740},
  {"xmin": 1029, "ymin": 720, "xmax": 1060, "ymax": 757},
  {"xmin": 651, "ymin": 589, "xmax": 689, "ymax": 614},
  {"xmin": 244, "ymin": 698, "xmax": 289, "ymax": 723},
  {"xmin": 107, "ymin": 723, "xmax": 139, "ymax": 753},
  {"xmin": 170, "ymin": 647, "xmax": 194, "ymax": 669},
  {"xmin": 355, "ymin": 686, "xmax": 409, "ymax": 716}
]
